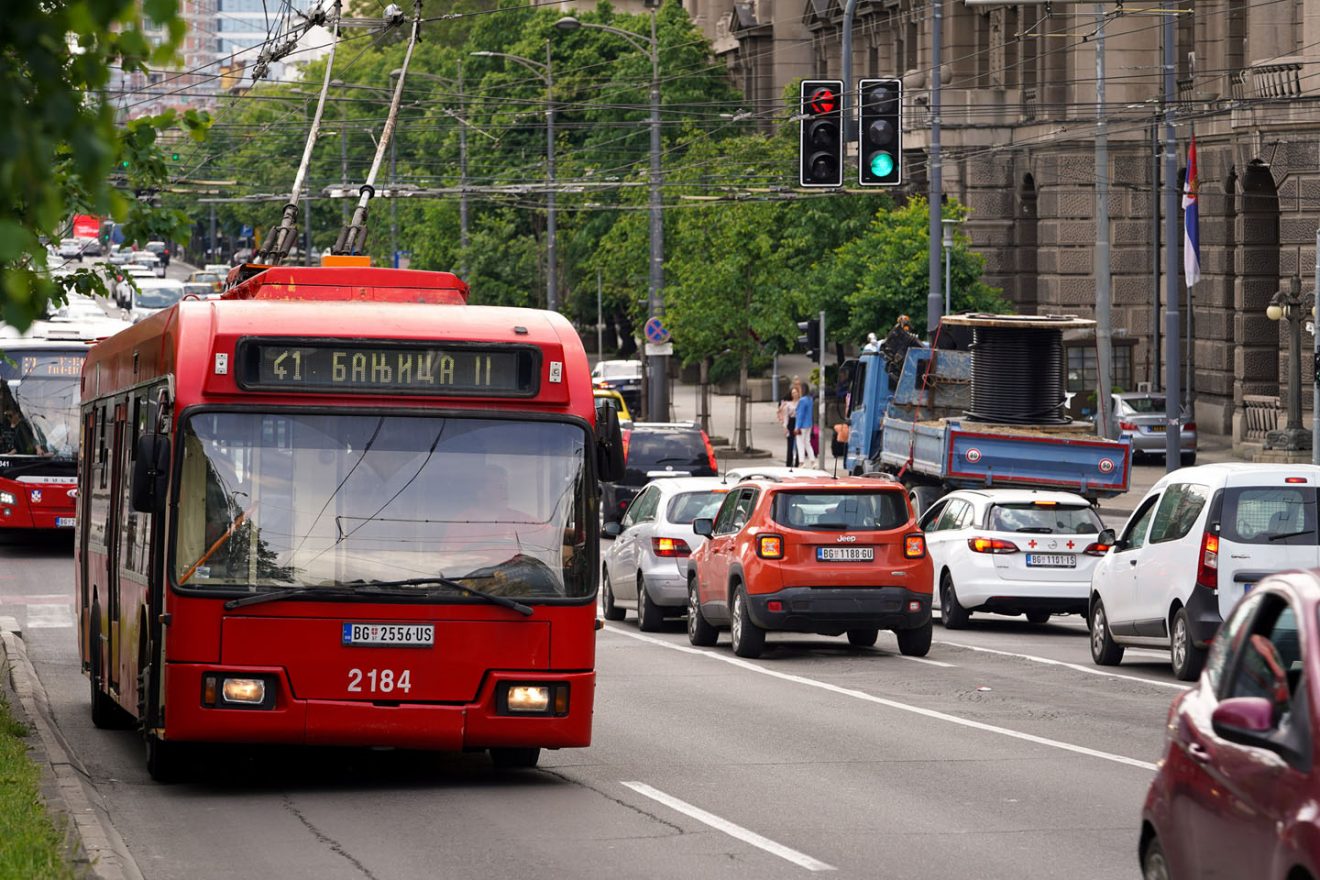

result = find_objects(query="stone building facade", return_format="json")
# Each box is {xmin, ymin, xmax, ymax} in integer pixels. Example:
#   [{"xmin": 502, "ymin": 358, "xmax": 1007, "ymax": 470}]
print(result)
[{"xmin": 692, "ymin": 0, "xmax": 1320, "ymax": 445}]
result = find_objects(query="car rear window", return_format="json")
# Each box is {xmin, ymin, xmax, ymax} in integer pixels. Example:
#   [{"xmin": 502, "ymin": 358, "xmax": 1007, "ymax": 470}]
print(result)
[
  {"xmin": 625, "ymin": 432, "xmax": 709, "ymax": 476},
  {"xmin": 771, "ymin": 491, "xmax": 908, "ymax": 531},
  {"xmin": 1220, "ymin": 487, "xmax": 1318, "ymax": 545},
  {"xmin": 1121, "ymin": 397, "xmax": 1165, "ymax": 414},
  {"xmin": 667, "ymin": 490, "xmax": 729, "ymax": 524},
  {"xmin": 987, "ymin": 503, "xmax": 1102, "ymax": 534}
]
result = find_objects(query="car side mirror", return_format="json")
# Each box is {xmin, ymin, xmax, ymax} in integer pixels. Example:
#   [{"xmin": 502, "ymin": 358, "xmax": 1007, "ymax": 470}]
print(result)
[
  {"xmin": 1212, "ymin": 697, "xmax": 1276, "ymax": 740},
  {"xmin": 596, "ymin": 404, "xmax": 625, "ymax": 483},
  {"xmin": 693, "ymin": 518, "xmax": 713, "ymax": 538},
  {"xmin": 130, "ymin": 433, "xmax": 170, "ymax": 514},
  {"xmin": 1097, "ymin": 528, "xmax": 1116, "ymax": 547},
  {"xmin": 603, "ymin": 521, "xmax": 622, "ymax": 538}
]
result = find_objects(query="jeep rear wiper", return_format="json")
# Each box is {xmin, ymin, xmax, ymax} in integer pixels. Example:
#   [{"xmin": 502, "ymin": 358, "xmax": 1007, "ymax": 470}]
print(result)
[{"xmin": 354, "ymin": 577, "xmax": 533, "ymax": 616}]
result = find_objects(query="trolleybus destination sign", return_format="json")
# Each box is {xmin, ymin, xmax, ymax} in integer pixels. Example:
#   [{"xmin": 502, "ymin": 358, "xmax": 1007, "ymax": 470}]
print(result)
[{"xmin": 237, "ymin": 339, "xmax": 540, "ymax": 396}]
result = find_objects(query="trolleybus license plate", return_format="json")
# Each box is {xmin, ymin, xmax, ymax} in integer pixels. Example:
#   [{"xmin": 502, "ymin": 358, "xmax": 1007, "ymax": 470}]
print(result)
[
  {"xmin": 817, "ymin": 547, "xmax": 874, "ymax": 562},
  {"xmin": 55, "ymin": 517, "xmax": 75, "ymax": 528},
  {"xmin": 342, "ymin": 623, "xmax": 435, "ymax": 647}
]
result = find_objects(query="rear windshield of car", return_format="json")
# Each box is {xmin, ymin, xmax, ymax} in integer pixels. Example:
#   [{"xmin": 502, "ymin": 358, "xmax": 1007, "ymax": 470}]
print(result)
[
  {"xmin": 598, "ymin": 363, "xmax": 641, "ymax": 379},
  {"xmin": 625, "ymin": 432, "xmax": 710, "ymax": 477},
  {"xmin": 1220, "ymin": 487, "xmax": 1318, "ymax": 545},
  {"xmin": 771, "ymin": 491, "xmax": 908, "ymax": 531},
  {"xmin": 987, "ymin": 503, "xmax": 1102, "ymax": 534},
  {"xmin": 667, "ymin": 490, "xmax": 729, "ymax": 524},
  {"xmin": 1120, "ymin": 397, "xmax": 1165, "ymax": 414}
]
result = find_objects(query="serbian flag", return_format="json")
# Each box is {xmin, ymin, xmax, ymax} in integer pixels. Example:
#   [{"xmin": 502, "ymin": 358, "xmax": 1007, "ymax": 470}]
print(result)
[{"xmin": 1183, "ymin": 136, "xmax": 1201, "ymax": 287}]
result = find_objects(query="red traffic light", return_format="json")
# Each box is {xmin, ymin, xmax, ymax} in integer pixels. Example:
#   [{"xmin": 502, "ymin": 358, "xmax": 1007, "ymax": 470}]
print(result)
[{"xmin": 808, "ymin": 87, "xmax": 837, "ymax": 116}]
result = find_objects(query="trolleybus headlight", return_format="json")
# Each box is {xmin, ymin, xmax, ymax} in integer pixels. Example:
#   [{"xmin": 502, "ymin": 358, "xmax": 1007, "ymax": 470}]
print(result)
[
  {"xmin": 498, "ymin": 683, "xmax": 569, "ymax": 715},
  {"xmin": 222, "ymin": 678, "xmax": 267, "ymax": 705},
  {"xmin": 203, "ymin": 674, "xmax": 274, "ymax": 708},
  {"xmin": 0, "ymin": 492, "xmax": 14, "ymax": 505}
]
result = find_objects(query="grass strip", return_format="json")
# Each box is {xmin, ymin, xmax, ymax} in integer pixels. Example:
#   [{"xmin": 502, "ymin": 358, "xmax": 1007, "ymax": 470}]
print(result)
[{"xmin": 0, "ymin": 683, "xmax": 77, "ymax": 880}]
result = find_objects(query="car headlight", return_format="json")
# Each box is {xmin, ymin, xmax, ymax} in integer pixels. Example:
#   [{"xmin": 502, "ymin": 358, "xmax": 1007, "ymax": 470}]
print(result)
[{"xmin": 0, "ymin": 492, "xmax": 15, "ymax": 505}]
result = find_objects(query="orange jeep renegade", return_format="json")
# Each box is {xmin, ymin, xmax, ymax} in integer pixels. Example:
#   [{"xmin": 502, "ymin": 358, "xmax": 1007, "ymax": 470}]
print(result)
[{"xmin": 686, "ymin": 475, "xmax": 933, "ymax": 658}]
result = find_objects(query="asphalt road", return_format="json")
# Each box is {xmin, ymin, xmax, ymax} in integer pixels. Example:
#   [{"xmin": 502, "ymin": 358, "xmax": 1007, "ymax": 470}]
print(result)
[{"xmin": 2, "ymin": 527, "xmax": 1179, "ymax": 880}]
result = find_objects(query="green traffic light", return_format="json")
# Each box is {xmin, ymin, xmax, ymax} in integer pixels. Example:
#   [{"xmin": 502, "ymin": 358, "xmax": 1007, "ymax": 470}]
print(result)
[
  {"xmin": 171, "ymin": 152, "xmax": 180, "ymax": 161},
  {"xmin": 120, "ymin": 160, "xmax": 130, "ymax": 169},
  {"xmin": 869, "ymin": 151, "xmax": 895, "ymax": 178}
]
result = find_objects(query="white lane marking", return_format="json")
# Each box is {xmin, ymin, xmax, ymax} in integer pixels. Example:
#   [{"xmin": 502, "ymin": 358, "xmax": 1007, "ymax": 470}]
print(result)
[
  {"xmin": 936, "ymin": 640, "xmax": 1186, "ymax": 691},
  {"xmin": 886, "ymin": 653, "xmax": 956, "ymax": 668},
  {"xmin": 621, "ymin": 781, "xmax": 836, "ymax": 872},
  {"xmin": 604, "ymin": 626, "xmax": 1158, "ymax": 772},
  {"xmin": 25, "ymin": 603, "xmax": 73, "ymax": 629}
]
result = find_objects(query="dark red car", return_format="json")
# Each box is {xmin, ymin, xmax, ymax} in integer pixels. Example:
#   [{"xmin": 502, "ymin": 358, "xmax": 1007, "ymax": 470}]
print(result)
[{"xmin": 1141, "ymin": 569, "xmax": 1320, "ymax": 879}]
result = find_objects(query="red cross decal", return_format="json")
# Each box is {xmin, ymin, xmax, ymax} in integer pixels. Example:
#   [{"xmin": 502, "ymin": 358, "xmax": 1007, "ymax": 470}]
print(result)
[
  {"xmin": 1027, "ymin": 540, "xmax": 1037, "ymax": 548},
  {"xmin": 1066, "ymin": 540, "xmax": 1075, "ymax": 550}
]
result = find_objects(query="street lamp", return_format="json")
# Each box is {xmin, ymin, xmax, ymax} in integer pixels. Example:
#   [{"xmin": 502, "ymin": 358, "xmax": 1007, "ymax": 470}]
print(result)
[
  {"xmin": 471, "ymin": 43, "xmax": 558, "ymax": 312},
  {"xmin": 940, "ymin": 217, "xmax": 959, "ymax": 317},
  {"xmin": 1264, "ymin": 274, "xmax": 1316, "ymax": 453},
  {"xmin": 555, "ymin": 9, "xmax": 666, "ymax": 420}
]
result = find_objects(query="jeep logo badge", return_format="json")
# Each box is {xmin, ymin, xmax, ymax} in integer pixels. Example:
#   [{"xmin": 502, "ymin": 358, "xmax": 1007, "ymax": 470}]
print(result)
[{"xmin": 836, "ymin": 534, "xmax": 857, "ymax": 543}]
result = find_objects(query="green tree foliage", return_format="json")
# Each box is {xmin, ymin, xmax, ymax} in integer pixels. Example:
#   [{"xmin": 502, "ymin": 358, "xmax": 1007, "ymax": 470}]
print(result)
[{"xmin": 1, "ymin": 0, "xmax": 209, "ymax": 331}]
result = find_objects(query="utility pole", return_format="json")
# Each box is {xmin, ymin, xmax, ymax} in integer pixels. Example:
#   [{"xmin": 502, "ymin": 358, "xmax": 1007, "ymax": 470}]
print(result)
[
  {"xmin": 209, "ymin": 203, "xmax": 217, "ymax": 263},
  {"xmin": 927, "ymin": 0, "xmax": 944, "ymax": 336},
  {"xmin": 1094, "ymin": 5, "xmax": 1113, "ymax": 438},
  {"xmin": 1150, "ymin": 117, "xmax": 1161, "ymax": 391},
  {"xmin": 546, "ymin": 39, "xmax": 557, "ymax": 311},
  {"xmin": 458, "ymin": 61, "xmax": 469, "ymax": 278},
  {"xmin": 390, "ymin": 123, "xmax": 398, "ymax": 267},
  {"xmin": 1162, "ymin": 0, "xmax": 1183, "ymax": 470}
]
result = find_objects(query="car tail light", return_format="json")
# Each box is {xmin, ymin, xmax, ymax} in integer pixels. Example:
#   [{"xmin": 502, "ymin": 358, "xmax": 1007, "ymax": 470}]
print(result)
[
  {"xmin": 653, "ymin": 536, "xmax": 691, "ymax": 558},
  {"xmin": 1082, "ymin": 541, "xmax": 1112, "ymax": 557},
  {"xmin": 1118, "ymin": 421, "xmax": 1136, "ymax": 431},
  {"xmin": 1286, "ymin": 477, "xmax": 1308, "ymax": 484},
  {"xmin": 1184, "ymin": 422, "xmax": 1196, "ymax": 432},
  {"xmin": 702, "ymin": 431, "xmax": 718, "ymax": 472},
  {"xmin": 1196, "ymin": 531, "xmax": 1219, "ymax": 590},
  {"xmin": 757, "ymin": 535, "xmax": 785, "ymax": 559},
  {"xmin": 904, "ymin": 534, "xmax": 926, "ymax": 558},
  {"xmin": 968, "ymin": 537, "xmax": 1019, "ymax": 554},
  {"xmin": 621, "ymin": 429, "xmax": 631, "ymax": 462}
]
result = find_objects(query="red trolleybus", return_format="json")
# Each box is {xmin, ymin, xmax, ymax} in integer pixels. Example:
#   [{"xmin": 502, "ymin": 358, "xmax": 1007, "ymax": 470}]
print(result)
[
  {"xmin": 76, "ymin": 263, "xmax": 623, "ymax": 780},
  {"xmin": 0, "ymin": 321, "xmax": 118, "ymax": 530}
]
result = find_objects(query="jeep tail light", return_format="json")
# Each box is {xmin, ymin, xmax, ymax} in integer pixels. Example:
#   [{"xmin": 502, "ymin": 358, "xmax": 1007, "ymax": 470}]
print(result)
[
  {"xmin": 757, "ymin": 535, "xmax": 785, "ymax": 559},
  {"xmin": 653, "ymin": 536, "xmax": 691, "ymax": 558},
  {"xmin": 968, "ymin": 537, "xmax": 1019, "ymax": 554},
  {"xmin": 1082, "ymin": 541, "xmax": 1112, "ymax": 557},
  {"xmin": 1196, "ymin": 531, "xmax": 1219, "ymax": 590},
  {"xmin": 702, "ymin": 431, "xmax": 718, "ymax": 472},
  {"xmin": 903, "ymin": 534, "xmax": 926, "ymax": 558}
]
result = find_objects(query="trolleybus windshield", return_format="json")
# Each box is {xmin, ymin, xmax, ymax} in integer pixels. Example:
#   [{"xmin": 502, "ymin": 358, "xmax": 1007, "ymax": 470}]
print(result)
[
  {"xmin": 0, "ymin": 350, "xmax": 84, "ymax": 463},
  {"xmin": 173, "ymin": 413, "xmax": 592, "ymax": 599}
]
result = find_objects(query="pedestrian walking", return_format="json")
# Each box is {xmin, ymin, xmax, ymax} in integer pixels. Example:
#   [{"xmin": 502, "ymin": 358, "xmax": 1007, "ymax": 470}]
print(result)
[
  {"xmin": 794, "ymin": 384, "xmax": 816, "ymax": 469},
  {"xmin": 779, "ymin": 389, "xmax": 798, "ymax": 467}
]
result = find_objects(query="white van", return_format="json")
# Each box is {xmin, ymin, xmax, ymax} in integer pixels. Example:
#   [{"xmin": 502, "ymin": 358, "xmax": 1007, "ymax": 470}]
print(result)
[{"xmin": 1089, "ymin": 463, "xmax": 1320, "ymax": 680}]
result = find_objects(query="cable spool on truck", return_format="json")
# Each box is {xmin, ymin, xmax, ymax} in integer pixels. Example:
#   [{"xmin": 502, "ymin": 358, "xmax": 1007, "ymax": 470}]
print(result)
[{"xmin": 844, "ymin": 313, "xmax": 1132, "ymax": 515}]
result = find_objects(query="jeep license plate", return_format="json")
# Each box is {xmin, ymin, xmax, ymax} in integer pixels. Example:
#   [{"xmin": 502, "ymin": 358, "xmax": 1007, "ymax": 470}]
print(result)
[{"xmin": 817, "ymin": 547, "xmax": 874, "ymax": 562}]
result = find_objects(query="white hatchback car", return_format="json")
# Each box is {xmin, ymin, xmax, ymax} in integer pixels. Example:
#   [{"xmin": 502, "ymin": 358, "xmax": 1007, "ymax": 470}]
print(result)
[
  {"xmin": 602, "ymin": 476, "xmax": 730, "ymax": 631},
  {"xmin": 1089, "ymin": 463, "xmax": 1320, "ymax": 680},
  {"xmin": 922, "ymin": 489, "xmax": 1108, "ymax": 628}
]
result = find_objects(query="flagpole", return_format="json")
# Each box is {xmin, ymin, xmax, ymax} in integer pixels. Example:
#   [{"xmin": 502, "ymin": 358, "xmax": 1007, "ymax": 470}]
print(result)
[
  {"xmin": 1162, "ymin": 0, "xmax": 1182, "ymax": 472},
  {"xmin": 1178, "ymin": 135, "xmax": 1199, "ymax": 465}
]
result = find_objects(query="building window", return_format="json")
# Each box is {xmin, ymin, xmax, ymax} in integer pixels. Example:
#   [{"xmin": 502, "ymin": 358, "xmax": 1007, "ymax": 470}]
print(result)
[{"xmin": 1067, "ymin": 346, "xmax": 1135, "ymax": 411}]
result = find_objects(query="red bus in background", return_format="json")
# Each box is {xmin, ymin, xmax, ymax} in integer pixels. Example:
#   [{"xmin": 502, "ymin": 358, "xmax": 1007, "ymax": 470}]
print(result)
[
  {"xmin": 76, "ymin": 261, "xmax": 624, "ymax": 781},
  {"xmin": 71, "ymin": 214, "xmax": 102, "ymax": 241},
  {"xmin": 0, "ymin": 323, "xmax": 105, "ymax": 530}
]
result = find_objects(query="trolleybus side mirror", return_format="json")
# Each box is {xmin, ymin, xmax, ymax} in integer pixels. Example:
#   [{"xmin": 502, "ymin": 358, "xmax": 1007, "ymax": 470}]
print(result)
[
  {"xmin": 131, "ymin": 434, "xmax": 170, "ymax": 514},
  {"xmin": 596, "ymin": 405, "xmax": 625, "ymax": 483}
]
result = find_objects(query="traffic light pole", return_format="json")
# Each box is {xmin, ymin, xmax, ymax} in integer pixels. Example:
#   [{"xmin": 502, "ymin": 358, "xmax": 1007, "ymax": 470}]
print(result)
[
  {"xmin": 927, "ymin": 0, "xmax": 944, "ymax": 337},
  {"xmin": 818, "ymin": 311, "xmax": 826, "ymax": 448}
]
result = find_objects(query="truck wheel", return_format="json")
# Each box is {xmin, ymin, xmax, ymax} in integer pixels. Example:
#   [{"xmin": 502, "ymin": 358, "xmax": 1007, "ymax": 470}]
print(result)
[
  {"xmin": 939, "ymin": 572, "xmax": 971, "ymax": 629},
  {"xmin": 730, "ymin": 587, "xmax": 765, "ymax": 659},
  {"xmin": 908, "ymin": 485, "xmax": 943, "ymax": 518},
  {"xmin": 601, "ymin": 568, "xmax": 625, "ymax": 621},
  {"xmin": 896, "ymin": 620, "xmax": 933, "ymax": 657},
  {"xmin": 1089, "ymin": 599, "xmax": 1125, "ymax": 666},
  {"xmin": 1171, "ymin": 608, "xmax": 1207, "ymax": 681},
  {"xmin": 846, "ymin": 628, "xmax": 879, "ymax": 648},
  {"xmin": 687, "ymin": 577, "xmax": 719, "ymax": 647}
]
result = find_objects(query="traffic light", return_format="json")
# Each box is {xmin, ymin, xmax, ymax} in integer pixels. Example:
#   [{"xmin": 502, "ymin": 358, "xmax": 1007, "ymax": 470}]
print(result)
[
  {"xmin": 797, "ymin": 318, "xmax": 821, "ymax": 360},
  {"xmin": 858, "ymin": 78, "xmax": 902, "ymax": 186},
  {"xmin": 799, "ymin": 80, "xmax": 843, "ymax": 188}
]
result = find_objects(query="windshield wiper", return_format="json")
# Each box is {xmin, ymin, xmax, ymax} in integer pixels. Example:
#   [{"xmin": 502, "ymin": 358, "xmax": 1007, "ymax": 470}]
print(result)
[
  {"xmin": 1268, "ymin": 528, "xmax": 1315, "ymax": 542},
  {"xmin": 225, "ymin": 584, "xmax": 358, "ymax": 609},
  {"xmin": 1015, "ymin": 527, "xmax": 1054, "ymax": 533},
  {"xmin": 353, "ymin": 577, "xmax": 533, "ymax": 616}
]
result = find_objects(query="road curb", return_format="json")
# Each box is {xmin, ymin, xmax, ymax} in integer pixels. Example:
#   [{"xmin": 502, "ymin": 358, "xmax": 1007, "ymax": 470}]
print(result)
[{"xmin": 0, "ymin": 624, "xmax": 144, "ymax": 880}]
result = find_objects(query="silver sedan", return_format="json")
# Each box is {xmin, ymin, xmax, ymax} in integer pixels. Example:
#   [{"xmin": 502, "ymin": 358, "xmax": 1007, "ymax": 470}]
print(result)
[
  {"xmin": 601, "ymin": 476, "xmax": 730, "ymax": 631},
  {"xmin": 1108, "ymin": 392, "xmax": 1197, "ymax": 464}
]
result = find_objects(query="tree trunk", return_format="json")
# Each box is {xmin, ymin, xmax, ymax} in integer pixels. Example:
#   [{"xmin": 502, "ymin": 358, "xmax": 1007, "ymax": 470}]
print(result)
[
  {"xmin": 698, "ymin": 357, "xmax": 710, "ymax": 435},
  {"xmin": 736, "ymin": 352, "xmax": 750, "ymax": 452}
]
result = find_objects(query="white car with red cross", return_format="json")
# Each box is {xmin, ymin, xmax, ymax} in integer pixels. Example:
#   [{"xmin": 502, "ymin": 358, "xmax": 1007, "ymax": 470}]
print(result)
[{"xmin": 919, "ymin": 488, "xmax": 1110, "ymax": 628}]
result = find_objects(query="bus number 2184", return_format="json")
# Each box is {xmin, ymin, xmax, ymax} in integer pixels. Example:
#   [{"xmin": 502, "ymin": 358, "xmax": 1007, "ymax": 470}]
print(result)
[{"xmin": 347, "ymin": 668, "xmax": 412, "ymax": 694}]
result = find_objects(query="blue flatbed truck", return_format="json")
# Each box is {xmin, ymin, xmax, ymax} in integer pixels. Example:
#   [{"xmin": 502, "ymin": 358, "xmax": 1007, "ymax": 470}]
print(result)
[{"xmin": 844, "ymin": 328, "xmax": 1132, "ymax": 514}]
